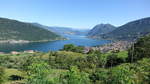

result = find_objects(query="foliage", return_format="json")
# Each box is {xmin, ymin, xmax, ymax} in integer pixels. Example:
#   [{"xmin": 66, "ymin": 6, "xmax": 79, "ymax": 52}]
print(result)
[
  {"xmin": 62, "ymin": 66, "xmax": 90, "ymax": 84},
  {"xmin": 0, "ymin": 67, "xmax": 5, "ymax": 84},
  {"xmin": 108, "ymin": 64, "xmax": 136, "ymax": 84},
  {"xmin": 0, "ymin": 43, "xmax": 149, "ymax": 84},
  {"xmin": 106, "ymin": 53, "xmax": 119, "ymax": 67},
  {"xmin": 89, "ymin": 68, "xmax": 109, "ymax": 84},
  {"xmin": 27, "ymin": 62, "xmax": 51, "ymax": 84},
  {"xmin": 134, "ymin": 58, "xmax": 150, "ymax": 83},
  {"xmin": 128, "ymin": 35, "xmax": 150, "ymax": 62},
  {"xmin": 62, "ymin": 44, "xmax": 84, "ymax": 53}
]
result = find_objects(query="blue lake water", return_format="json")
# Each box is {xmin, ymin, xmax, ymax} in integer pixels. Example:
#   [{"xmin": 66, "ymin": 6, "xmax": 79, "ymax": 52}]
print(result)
[{"xmin": 0, "ymin": 34, "xmax": 111, "ymax": 53}]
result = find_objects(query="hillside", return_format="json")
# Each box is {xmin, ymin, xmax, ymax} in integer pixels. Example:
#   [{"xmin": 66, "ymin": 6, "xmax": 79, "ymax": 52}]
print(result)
[
  {"xmin": 0, "ymin": 43, "xmax": 150, "ymax": 84},
  {"xmin": 87, "ymin": 24, "xmax": 116, "ymax": 38},
  {"xmin": 102, "ymin": 17, "xmax": 150, "ymax": 41},
  {"xmin": 32, "ymin": 23, "xmax": 89, "ymax": 35},
  {"xmin": 0, "ymin": 18, "xmax": 63, "ymax": 43}
]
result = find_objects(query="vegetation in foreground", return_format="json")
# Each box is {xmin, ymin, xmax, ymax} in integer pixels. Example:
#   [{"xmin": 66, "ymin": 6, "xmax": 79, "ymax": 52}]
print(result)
[{"xmin": 0, "ymin": 35, "xmax": 150, "ymax": 84}]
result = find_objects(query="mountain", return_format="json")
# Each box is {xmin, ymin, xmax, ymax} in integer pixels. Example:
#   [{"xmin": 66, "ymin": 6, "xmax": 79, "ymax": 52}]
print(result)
[
  {"xmin": 32, "ymin": 23, "xmax": 89, "ymax": 36},
  {"xmin": 102, "ymin": 17, "xmax": 150, "ymax": 41},
  {"xmin": 87, "ymin": 24, "xmax": 116, "ymax": 38},
  {"xmin": 0, "ymin": 18, "xmax": 63, "ymax": 43}
]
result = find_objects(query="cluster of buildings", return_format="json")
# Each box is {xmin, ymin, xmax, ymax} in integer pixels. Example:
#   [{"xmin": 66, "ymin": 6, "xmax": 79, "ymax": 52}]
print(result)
[
  {"xmin": 83, "ymin": 41, "xmax": 132, "ymax": 53},
  {"xmin": 98, "ymin": 41, "xmax": 131, "ymax": 53}
]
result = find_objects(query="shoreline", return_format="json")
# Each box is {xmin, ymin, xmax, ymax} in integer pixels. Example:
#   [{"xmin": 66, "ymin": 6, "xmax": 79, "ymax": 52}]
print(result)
[
  {"xmin": 0, "ymin": 38, "xmax": 67, "ymax": 44},
  {"xmin": 87, "ymin": 36, "xmax": 135, "ymax": 43}
]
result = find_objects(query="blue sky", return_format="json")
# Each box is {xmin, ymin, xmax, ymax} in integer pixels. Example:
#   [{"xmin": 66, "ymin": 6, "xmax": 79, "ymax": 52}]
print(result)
[{"xmin": 0, "ymin": 0, "xmax": 149, "ymax": 29}]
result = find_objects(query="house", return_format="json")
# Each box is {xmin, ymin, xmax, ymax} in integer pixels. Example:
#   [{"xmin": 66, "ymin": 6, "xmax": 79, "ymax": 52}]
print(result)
[
  {"xmin": 0, "ymin": 52, "xmax": 5, "ymax": 54},
  {"xmin": 24, "ymin": 50, "xmax": 34, "ymax": 53},
  {"xmin": 11, "ymin": 51, "xmax": 20, "ymax": 55},
  {"xmin": 83, "ymin": 47, "xmax": 90, "ymax": 53}
]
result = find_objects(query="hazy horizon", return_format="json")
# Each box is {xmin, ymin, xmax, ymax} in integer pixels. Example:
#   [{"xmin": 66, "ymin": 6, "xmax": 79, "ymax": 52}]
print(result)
[{"xmin": 0, "ymin": 0, "xmax": 149, "ymax": 29}]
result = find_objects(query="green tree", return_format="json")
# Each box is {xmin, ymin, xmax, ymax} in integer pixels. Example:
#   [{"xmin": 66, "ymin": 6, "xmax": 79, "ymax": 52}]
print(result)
[
  {"xmin": 134, "ymin": 58, "xmax": 150, "ymax": 84},
  {"xmin": 98, "ymin": 54, "xmax": 107, "ymax": 68},
  {"xmin": 21, "ymin": 55, "xmax": 35, "ymax": 71},
  {"xmin": 0, "ymin": 67, "xmax": 5, "ymax": 84},
  {"xmin": 106, "ymin": 53, "xmax": 118, "ymax": 68},
  {"xmin": 90, "ymin": 68, "xmax": 109, "ymax": 84},
  {"xmin": 87, "ymin": 50, "xmax": 101, "ymax": 68},
  {"xmin": 63, "ymin": 66, "xmax": 90, "ymax": 84},
  {"xmin": 27, "ymin": 62, "xmax": 51, "ymax": 84},
  {"xmin": 128, "ymin": 35, "xmax": 150, "ymax": 62},
  {"xmin": 62, "ymin": 44, "xmax": 84, "ymax": 53},
  {"xmin": 108, "ymin": 64, "xmax": 136, "ymax": 84},
  {"xmin": 62, "ymin": 44, "xmax": 76, "ymax": 51}
]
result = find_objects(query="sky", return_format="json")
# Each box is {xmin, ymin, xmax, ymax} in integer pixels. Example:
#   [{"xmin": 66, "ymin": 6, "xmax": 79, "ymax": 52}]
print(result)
[{"xmin": 0, "ymin": 0, "xmax": 149, "ymax": 29}]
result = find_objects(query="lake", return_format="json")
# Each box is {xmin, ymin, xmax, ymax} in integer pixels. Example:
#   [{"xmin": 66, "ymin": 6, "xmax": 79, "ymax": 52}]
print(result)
[{"xmin": 0, "ymin": 34, "xmax": 111, "ymax": 53}]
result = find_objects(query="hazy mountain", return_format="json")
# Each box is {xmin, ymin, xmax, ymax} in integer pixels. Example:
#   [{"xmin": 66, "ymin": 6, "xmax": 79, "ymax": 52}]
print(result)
[
  {"xmin": 0, "ymin": 18, "xmax": 63, "ymax": 43},
  {"xmin": 32, "ymin": 23, "xmax": 89, "ymax": 36},
  {"xmin": 87, "ymin": 24, "xmax": 116, "ymax": 38},
  {"xmin": 102, "ymin": 17, "xmax": 150, "ymax": 41}
]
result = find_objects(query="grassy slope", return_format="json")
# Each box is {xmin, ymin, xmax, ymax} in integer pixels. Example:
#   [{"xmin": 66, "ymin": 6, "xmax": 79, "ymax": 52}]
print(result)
[{"xmin": 1, "ymin": 50, "xmax": 149, "ymax": 84}]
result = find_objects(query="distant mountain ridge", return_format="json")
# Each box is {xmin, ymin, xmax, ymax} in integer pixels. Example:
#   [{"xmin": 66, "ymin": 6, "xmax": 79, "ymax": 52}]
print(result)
[
  {"xmin": 87, "ymin": 24, "xmax": 116, "ymax": 38},
  {"xmin": 32, "ymin": 23, "xmax": 89, "ymax": 36},
  {"xmin": 0, "ymin": 18, "xmax": 63, "ymax": 43},
  {"xmin": 88, "ymin": 17, "xmax": 150, "ymax": 41},
  {"xmin": 102, "ymin": 17, "xmax": 150, "ymax": 41}
]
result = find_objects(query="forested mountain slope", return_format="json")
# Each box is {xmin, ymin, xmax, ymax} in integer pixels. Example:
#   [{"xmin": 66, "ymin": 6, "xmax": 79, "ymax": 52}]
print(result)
[
  {"xmin": 0, "ymin": 18, "xmax": 63, "ymax": 43},
  {"xmin": 102, "ymin": 17, "xmax": 150, "ymax": 41},
  {"xmin": 87, "ymin": 24, "xmax": 116, "ymax": 38}
]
